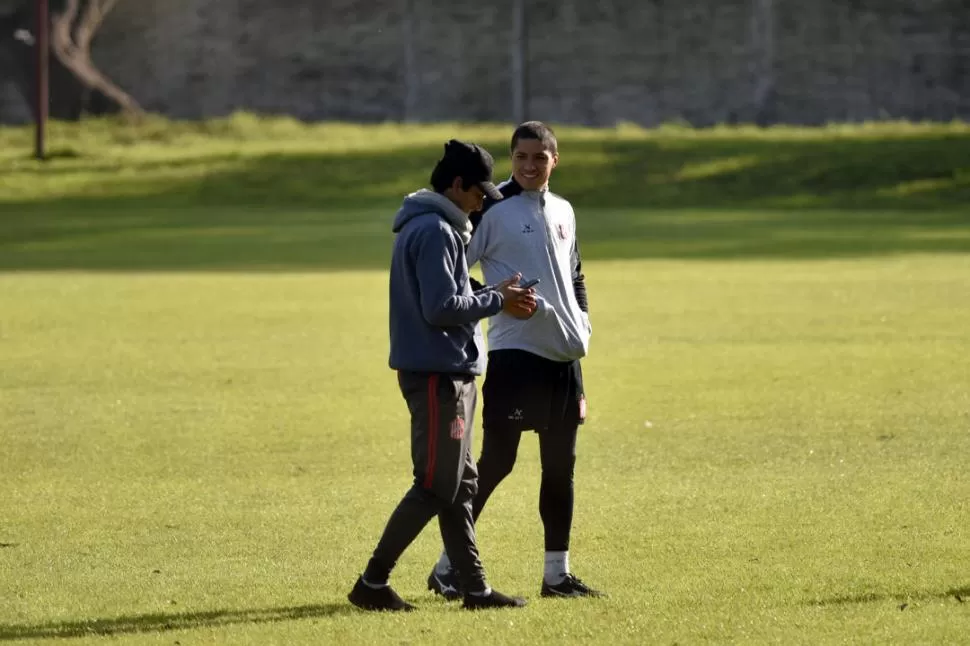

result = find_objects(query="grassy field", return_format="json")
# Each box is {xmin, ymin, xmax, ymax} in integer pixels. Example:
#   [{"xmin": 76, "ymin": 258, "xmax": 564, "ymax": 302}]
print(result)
[{"xmin": 1, "ymin": 119, "xmax": 969, "ymax": 644}]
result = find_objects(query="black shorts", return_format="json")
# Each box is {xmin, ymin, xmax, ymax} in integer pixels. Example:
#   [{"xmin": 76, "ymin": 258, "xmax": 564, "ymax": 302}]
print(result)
[{"xmin": 481, "ymin": 349, "xmax": 585, "ymax": 433}]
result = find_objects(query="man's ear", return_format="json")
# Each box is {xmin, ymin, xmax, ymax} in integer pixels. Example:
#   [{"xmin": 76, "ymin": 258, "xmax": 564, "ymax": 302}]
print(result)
[
  {"xmin": 551, "ymin": 152, "xmax": 560, "ymax": 170},
  {"xmin": 451, "ymin": 176, "xmax": 465, "ymax": 192}
]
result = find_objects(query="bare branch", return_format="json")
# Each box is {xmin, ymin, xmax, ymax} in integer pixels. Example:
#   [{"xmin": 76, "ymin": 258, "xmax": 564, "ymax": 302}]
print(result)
[
  {"xmin": 50, "ymin": 0, "xmax": 144, "ymax": 119},
  {"xmin": 54, "ymin": 0, "xmax": 80, "ymax": 40},
  {"xmin": 53, "ymin": 47, "xmax": 145, "ymax": 117},
  {"xmin": 76, "ymin": 0, "xmax": 120, "ymax": 52},
  {"xmin": 102, "ymin": 0, "xmax": 122, "ymax": 16},
  {"xmin": 51, "ymin": 0, "xmax": 79, "ymax": 58}
]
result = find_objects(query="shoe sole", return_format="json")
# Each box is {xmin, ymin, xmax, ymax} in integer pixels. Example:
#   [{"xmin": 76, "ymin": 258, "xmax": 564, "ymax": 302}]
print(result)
[
  {"xmin": 427, "ymin": 575, "xmax": 461, "ymax": 601},
  {"xmin": 348, "ymin": 592, "xmax": 416, "ymax": 612},
  {"xmin": 540, "ymin": 589, "xmax": 604, "ymax": 599},
  {"xmin": 462, "ymin": 601, "xmax": 527, "ymax": 610}
]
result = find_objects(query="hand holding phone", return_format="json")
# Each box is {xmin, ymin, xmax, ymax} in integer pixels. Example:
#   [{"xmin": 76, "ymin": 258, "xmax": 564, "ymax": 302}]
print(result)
[{"xmin": 497, "ymin": 274, "xmax": 538, "ymax": 320}]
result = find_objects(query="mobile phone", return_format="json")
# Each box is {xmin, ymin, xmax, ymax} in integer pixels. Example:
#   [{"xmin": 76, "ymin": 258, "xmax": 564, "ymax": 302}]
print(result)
[{"xmin": 519, "ymin": 277, "xmax": 540, "ymax": 289}]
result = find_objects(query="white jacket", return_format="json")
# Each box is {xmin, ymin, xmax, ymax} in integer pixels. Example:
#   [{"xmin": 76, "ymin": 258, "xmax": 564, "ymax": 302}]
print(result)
[{"xmin": 466, "ymin": 183, "xmax": 591, "ymax": 362}]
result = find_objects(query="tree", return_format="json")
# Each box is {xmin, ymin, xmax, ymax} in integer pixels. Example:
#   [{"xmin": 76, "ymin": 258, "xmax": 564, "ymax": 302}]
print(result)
[
  {"xmin": 0, "ymin": 0, "xmax": 142, "ymax": 121},
  {"xmin": 50, "ymin": 0, "xmax": 142, "ymax": 119}
]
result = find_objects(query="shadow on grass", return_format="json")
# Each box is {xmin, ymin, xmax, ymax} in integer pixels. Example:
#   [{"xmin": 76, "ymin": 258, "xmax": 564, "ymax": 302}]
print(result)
[
  {"xmin": 1, "ymin": 204, "xmax": 968, "ymax": 272},
  {"xmin": 4, "ymin": 134, "xmax": 969, "ymax": 210},
  {"xmin": 1, "ymin": 134, "xmax": 968, "ymax": 271},
  {"xmin": 0, "ymin": 602, "xmax": 355, "ymax": 641},
  {"xmin": 809, "ymin": 585, "xmax": 970, "ymax": 608}
]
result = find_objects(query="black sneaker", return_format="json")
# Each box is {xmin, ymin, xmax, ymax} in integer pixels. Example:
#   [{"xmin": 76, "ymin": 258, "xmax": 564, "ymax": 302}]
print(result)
[
  {"xmin": 540, "ymin": 573, "xmax": 604, "ymax": 598},
  {"xmin": 462, "ymin": 588, "xmax": 527, "ymax": 610},
  {"xmin": 348, "ymin": 576, "xmax": 416, "ymax": 612},
  {"xmin": 427, "ymin": 567, "xmax": 462, "ymax": 601}
]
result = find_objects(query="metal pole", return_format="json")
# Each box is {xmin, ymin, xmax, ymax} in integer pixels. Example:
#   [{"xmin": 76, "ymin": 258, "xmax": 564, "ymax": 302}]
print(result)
[
  {"xmin": 34, "ymin": 0, "xmax": 49, "ymax": 161},
  {"xmin": 751, "ymin": 0, "xmax": 775, "ymax": 125},
  {"xmin": 511, "ymin": 0, "xmax": 528, "ymax": 123},
  {"xmin": 403, "ymin": 0, "xmax": 418, "ymax": 121}
]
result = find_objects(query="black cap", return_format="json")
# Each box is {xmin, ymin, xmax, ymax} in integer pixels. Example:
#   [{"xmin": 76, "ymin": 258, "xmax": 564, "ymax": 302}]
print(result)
[{"xmin": 437, "ymin": 139, "xmax": 503, "ymax": 201}]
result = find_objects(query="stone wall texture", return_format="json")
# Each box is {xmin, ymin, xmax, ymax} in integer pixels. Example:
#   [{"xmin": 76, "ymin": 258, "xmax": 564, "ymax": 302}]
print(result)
[{"xmin": 2, "ymin": 0, "xmax": 969, "ymax": 125}]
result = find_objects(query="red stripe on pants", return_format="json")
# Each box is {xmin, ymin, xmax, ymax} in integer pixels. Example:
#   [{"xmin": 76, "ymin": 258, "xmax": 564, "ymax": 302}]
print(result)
[{"xmin": 424, "ymin": 374, "xmax": 439, "ymax": 489}]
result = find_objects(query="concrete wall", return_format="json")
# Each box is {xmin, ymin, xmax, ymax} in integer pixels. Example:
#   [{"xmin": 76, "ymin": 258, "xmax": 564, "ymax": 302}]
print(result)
[{"xmin": 2, "ymin": 0, "xmax": 968, "ymax": 125}]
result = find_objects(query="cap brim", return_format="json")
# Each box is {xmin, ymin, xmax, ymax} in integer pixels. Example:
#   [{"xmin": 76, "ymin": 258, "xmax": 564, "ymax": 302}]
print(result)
[{"xmin": 480, "ymin": 182, "xmax": 503, "ymax": 201}]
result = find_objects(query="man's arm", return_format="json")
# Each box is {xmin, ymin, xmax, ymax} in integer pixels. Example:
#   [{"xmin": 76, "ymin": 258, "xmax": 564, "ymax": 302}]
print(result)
[
  {"xmin": 414, "ymin": 227, "xmax": 503, "ymax": 327},
  {"xmin": 471, "ymin": 280, "xmax": 490, "ymax": 295},
  {"xmin": 465, "ymin": 207, "xmax": 490, "ymax": 269},
  {"xmin": 466, "ymin": 204, "xmax": 493, "ymax": 291},
  {"xmin": 572, "ymin": 237, "xmax": 589, "ymax": 313}
]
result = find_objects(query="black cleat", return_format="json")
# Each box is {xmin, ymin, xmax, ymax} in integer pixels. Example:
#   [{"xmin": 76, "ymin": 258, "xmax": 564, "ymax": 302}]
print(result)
[
  {"xmin": 462, "ymin": 588, "xmax": 527, "ymax": 610},
  {"xmin": 540, "ymin": 573, "xmax": 604, "ymax": 598},
  {"xmin": 348, "ymin": 576, "xmax": 416, "ymax": 612},
  {"xmin": 427, "ymin": 567, "xmax": 462, "ymax": 601}
]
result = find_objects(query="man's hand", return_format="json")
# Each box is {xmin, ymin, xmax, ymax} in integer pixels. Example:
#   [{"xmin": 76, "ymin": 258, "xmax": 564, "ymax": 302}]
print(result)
[{"xmin": 496, "ymin": 274, "xmax": 537, "ymax": 320}]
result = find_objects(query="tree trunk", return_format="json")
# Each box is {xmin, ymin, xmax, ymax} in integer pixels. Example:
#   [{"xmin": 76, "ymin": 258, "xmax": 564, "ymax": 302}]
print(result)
[{"xmin": 50, "ymin": 0, "xmax": 143, "ymax": 119}]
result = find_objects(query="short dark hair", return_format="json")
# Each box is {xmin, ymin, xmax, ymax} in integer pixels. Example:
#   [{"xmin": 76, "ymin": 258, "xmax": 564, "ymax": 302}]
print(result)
[
  {"xmin": 430, "ymin": 161, "xmax": 467, "ymax": 193},
  {"xmin": 511, "ymin": 121, "xmax": 558, "ymax": 154}
]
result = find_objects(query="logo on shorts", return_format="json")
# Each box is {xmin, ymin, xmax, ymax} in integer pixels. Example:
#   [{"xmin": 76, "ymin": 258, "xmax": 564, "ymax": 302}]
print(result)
[
  {"xmin": 449, "ymin": 417, "xmax": 465, "ymax": 440},
  {"xmin": 522, "ymin": 223, "xmax": 534, "ymax": 234},
  {"xmin": 508, "ymin": 408, "xmax": 524, "ymax": 421}
]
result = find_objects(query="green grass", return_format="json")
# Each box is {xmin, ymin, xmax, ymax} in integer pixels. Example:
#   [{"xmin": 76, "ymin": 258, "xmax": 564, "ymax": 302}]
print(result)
[
  {"xmin": 1, "ymin": 119, "xmax": 969, "ymax": 644},
  {"xmin": 2, "ymin": 259, "xmax": 969, "ymax": 644},
  {"xmin": 1, "ymin": 114, "xmax": 969, "ymax": 210},
  {"xmin": 2, "ymin": 116, "xmax": 967, "ymax": 273}
]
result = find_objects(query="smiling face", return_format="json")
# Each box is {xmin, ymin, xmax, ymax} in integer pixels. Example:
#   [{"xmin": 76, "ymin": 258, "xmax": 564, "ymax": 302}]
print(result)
[{"xmin": 511, "ymin": 138, "xmax": 558, "ymax": 191}]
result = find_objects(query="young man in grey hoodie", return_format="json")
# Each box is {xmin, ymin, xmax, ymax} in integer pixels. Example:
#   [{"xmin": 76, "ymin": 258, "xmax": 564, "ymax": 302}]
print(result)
[{"xmin": 348, "ymin": 140, "xmax": 537, "ymax": 612}]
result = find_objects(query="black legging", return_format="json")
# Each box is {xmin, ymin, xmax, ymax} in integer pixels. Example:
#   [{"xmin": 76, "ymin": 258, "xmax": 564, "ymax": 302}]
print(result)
[{"xmin": 472, "ymin": 420, "xmax": 578, "ymax": 552}]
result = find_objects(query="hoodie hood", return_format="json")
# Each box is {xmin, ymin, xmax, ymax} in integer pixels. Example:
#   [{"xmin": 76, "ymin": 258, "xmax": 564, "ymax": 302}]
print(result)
[{"xmin": 392, "ymin": 189, "xmax": 473, "ymax": 244}]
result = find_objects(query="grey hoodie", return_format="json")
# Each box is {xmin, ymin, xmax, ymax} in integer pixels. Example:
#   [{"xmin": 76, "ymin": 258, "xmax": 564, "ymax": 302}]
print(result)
[{"xmin": 388, "ymin": 189, "xmax": 504, "ymax": 375}]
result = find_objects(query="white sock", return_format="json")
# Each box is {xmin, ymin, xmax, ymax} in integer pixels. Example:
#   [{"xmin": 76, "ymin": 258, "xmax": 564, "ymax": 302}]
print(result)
[
  {"xmin": 544, "ymin": 550, "xmax": 569, "ymax": 585},
  {"xmin": 468, "ymin": 586, "xmax": 492, "ymax": 597},
  {"xmin": 435, "ymin": 551, "xmax": 451, "ymax": 576},
  {"xmin": 361, "ymin": 576, "xmax": 388, "ymax": 590}
]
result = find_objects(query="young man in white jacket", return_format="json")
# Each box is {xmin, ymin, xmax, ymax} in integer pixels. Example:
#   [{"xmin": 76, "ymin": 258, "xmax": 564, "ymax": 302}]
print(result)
[{"xmin": 429, "ymin": 121, "xmax": 603, "ymax": 599}]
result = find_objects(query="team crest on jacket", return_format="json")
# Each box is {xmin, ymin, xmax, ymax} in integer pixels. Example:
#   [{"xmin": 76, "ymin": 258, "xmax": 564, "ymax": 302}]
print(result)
[
  {"xmin": 449, "ymin": 417, "xmax": 465, "ymax": 440},
  {"xmin": 557, "ymin": 223, "xmax": 567, "ymax": 240}
]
